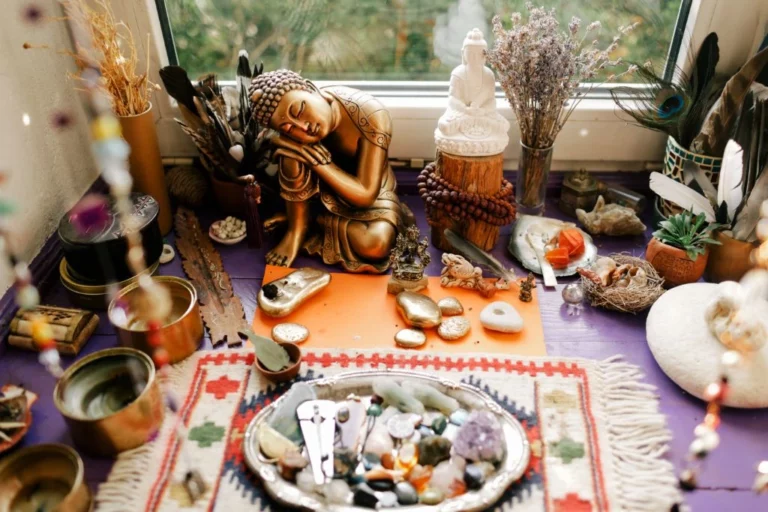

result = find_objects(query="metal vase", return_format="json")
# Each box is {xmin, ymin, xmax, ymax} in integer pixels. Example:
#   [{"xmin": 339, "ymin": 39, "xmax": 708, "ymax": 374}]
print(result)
[
  {"xmin": 118, "ymin": 103, "xmax": 173, "ymax": 235},
  {"xmin": 517, "ymin": 141, "xmax": 553, "ymax": 216}
]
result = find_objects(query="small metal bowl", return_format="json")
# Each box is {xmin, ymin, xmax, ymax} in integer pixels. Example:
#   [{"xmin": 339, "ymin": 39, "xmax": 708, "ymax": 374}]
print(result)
[
  {"xmin": 254, "ymin": 342, "xmax": 302, "ymax": 383},
  {"xmin": 54, "ymin": 347, "xmax": 164, "ymax": 457},
  {"xmin": 0, "ymin": 443, "xmax": 91, "ymax": 512},
  {"xmin": 108, "ymin": 276, "xmax": 203, "ymax": 363}
]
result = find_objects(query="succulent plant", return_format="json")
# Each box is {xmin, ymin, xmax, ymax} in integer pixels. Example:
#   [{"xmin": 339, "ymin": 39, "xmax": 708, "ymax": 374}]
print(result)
[{"xmin": 652, "ymin": 211, "xmax": 721, "ymax": 261}]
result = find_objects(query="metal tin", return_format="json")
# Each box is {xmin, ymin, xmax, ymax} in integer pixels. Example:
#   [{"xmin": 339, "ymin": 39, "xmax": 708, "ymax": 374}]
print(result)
[
  {"xmin": 59, "ymin": 257, "xmax": 159, "ymax": 310},
  {"xmin": 53, "ymin": 348, "xmax": 164, "ymax": 457},
  {"xmin": 58, "ymin": 193, "xmax": 163, "ymax": 284},
  {"xmin": 109, "ymin": 276, "xmax": 203, "ymax": 364},
  {"xmin": 558, "ymin": 170, "xmax": 599, "ymax": 217},
  {"xmin": 243, "ymin": 370, "xmax": 530, "ymax": 512},
  {"xmin": 0, "ymin": 443, "xmax": 92, "ymax": 512},
  {"xmin": 599, "ymin": 183, "xmax": 647, "ymax": 213}
]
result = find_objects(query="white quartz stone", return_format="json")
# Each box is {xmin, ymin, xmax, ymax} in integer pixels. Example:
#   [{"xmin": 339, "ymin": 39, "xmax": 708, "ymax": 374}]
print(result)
[
  {"xmin": 646, "ymin": 283, "xmax": 768, "ymax": 409},
  {"xmin": 434, "ymin": 28, "xmax": 510, "ymax": 157},
  {"xmin": 479, "ymin": 301, "xmax": 523, "ymax": 333}
]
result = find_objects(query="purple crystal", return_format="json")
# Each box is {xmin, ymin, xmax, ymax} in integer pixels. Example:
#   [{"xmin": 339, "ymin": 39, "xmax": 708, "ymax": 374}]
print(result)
[
  {"xmin": 68, "ymin": 194, "xmax": 110, "ymax": 235},
  {"xmin": 453, "ymin": 411, "xmax": 504, "ymax": 462}
]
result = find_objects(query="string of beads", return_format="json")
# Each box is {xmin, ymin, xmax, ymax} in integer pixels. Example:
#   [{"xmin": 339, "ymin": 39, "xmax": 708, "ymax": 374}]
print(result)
[{"xmin": 417, "ymin": 162, "xmax": 515, "ymax": 226}]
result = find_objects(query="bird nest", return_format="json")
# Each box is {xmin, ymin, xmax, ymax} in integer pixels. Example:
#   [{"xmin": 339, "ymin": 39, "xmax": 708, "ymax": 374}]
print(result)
[{"xmin": 579, "ymin": 253, "xmax": 665, "ymax": 314}]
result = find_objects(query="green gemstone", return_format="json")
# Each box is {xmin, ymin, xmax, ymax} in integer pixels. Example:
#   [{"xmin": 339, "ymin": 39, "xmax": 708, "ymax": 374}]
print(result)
[
  {"xmin": 367, "ymin": 403, "xmax": 383, "ymax": 417},
  {"xmin": 431, "ymin": 415, "xmax": 447, "ymax": 435}
]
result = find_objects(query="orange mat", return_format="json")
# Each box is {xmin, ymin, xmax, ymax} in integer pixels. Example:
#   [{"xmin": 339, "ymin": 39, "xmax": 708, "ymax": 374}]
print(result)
[{"xmin": 253, "ymin": 266, "xmax": 546, "ymax": 356}]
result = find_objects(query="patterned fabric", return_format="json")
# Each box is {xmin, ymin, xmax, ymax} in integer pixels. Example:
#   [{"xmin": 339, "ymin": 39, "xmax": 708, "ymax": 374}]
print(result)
[
  {"xmin": 96, "ymin": 349, "xmax": 681, "ymax": 512},
  {"xmin": 661, "ymin": 136, "xmax": 722, "ymax": 217}
]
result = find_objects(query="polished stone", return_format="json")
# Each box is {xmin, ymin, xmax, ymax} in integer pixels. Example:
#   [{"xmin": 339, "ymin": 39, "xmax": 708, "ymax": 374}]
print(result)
[
  {"xmin": 394, "ymin": 328, "xmax": 427, "ymax": 349},
  {"xmin": 395, "ymin": 291, "xmax": 442, "ymax": 328},
  {"xmin": 419, "ymin": 488, "xmax": 445, "ymax": 505},
  {"xmin": 437, "ymin": 316, "xmax": 471, "ymax": 340},
  {"xmin": 271, "ymin": 323, "xmax": 309, "ymax": 344},
  {"xmin": 401, "ymin": 380, "xmax": 459, "ymax": 414},
  {"xmin": 437, "ymin": 296, "xmax": 464, "ymax": 316},
  {"xmin": 418, "ymin": 435, "xmax": 451, "ymax": 466},
  {"xmin": 394, "ymin": 481, "xmax": 419, "ymax": 505},
  {"xmin": 479, "ymin": 301, "xmax": 524, "ymax": 333}
]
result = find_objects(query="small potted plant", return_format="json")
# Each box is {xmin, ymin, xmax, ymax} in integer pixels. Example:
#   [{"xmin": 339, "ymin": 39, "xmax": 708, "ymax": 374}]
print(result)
[{"xmin": 645, "ymin": 211, "xmax": 720, "ymax": 287}]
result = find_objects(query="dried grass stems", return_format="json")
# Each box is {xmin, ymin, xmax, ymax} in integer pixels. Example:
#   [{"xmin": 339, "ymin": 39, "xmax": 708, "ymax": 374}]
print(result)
[
  {"xmin": 28, "ymin": 0, "xmax": 158, "ymax": 117},
  {"xmin": 487, "ymin": 3, "xmax": 638, "ymax": 150},
  {"xmin": 580, "ymin": 254, "xmax": 665, "ymax": 314}
]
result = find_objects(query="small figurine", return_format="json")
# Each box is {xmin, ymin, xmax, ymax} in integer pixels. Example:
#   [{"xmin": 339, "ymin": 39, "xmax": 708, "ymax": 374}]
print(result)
[
  {"xmin": 575, "ymin": 196, "xmax": 646, "ymax": 236},
  {"xmin": 387, "ymin": 226, "xmax": 431, "ymax": 294},
  {"xmin": 518, "ymin": 274, "xmax": 535, "ymax": 303},
  {"xmin": 435, "ymin": 29, "xmax": 510, "ymax": 157},
  {"xmin": 439, "ymin": 253, "xmax": 510, "ymax": 298}
]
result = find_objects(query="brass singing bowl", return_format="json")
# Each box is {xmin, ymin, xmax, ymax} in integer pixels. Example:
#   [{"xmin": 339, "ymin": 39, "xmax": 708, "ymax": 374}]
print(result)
[
  {"xmin": 53, "ymin": 348, "xmax": 164, "ymax": 457},
  {"xmin": 0, "ymin": 443, "xmax": 91, "ymax": 512},
  {"xmin": 108, "ymin": 276, "xmax": 203, "ymax": 364}
]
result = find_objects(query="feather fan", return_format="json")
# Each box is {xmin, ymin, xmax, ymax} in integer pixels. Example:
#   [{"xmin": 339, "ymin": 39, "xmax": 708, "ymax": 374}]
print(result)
[
  {"xmin": 692, "ymin": 47, "xmax": 768, "ymax": 156},
  {"xmin": 717, "ymin": 140, "xmax": 744, "ymax": 221},
  {"xmin": 732, "ymin": 161, "xmax": 768, "ymax": 241},
  {"xmin": 649, "ymin": 172, "xmax": 716, "ymax": 221},
  {"xmin": 443, "ymin": 229, "xmax": 516, "ymax": 282}
]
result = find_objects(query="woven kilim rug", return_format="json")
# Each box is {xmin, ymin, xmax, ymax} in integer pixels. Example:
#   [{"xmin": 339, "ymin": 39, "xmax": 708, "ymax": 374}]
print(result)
[{"xmin": 95, "ymin": 349, "xmax": 682, "ymax": 511}]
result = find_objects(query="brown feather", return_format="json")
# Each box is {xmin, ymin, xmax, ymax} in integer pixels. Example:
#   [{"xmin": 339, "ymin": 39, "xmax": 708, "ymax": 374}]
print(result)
[
  {"xmin": 174, "ymin": 208, "xmax": 248, "ymax": 347},
  {"xmin": 692, "ymin": 47, "xmax": 768, "ymax": 156}
]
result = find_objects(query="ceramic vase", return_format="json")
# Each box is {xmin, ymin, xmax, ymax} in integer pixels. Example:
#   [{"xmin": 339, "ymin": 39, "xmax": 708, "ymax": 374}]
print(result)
[
  {"xmin": 704, "ymin": 231, "xmax": 757, "ymax": 282},
  {"xmin": 118, "ymin": 103, "xmax": 172, "ymax": 235},
  {"xmin": 645, "ymin": 237, "xmax": 708, "ymax": 287},
  {"xmin": 517, "ymin": 141, "xmax": 553, "ymax": 216}
]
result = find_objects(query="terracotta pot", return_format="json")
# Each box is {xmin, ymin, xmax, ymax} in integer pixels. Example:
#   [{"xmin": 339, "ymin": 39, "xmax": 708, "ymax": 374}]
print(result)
[
  {"xmin": 705, "ymin": 231, "xmax": 758, "ymax": 283},
  {"xmin": 118, "ymin": 103, "xmax": 172, "ymax": 235},
  {"xmin": 210, "ymin": 175, "xmax": 247, "ymax": 216},
  {"xmin": 645, "ymin": 237, "xmax": 708, "ymax": 287},
  {"xmin": 255, "ymin": 342, "xmax": 301, "ymax": 383}
]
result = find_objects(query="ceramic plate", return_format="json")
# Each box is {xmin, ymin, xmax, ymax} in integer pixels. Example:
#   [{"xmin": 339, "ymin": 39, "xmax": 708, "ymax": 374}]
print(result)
[
  {"xmin": 243, "ymin": 370, "xmax": 531, "ymax": 511},
  {"xmin": 209, "ymin": 220, "xmax": 246, "ymax": 245},
  {"xmin": 508, "ymin": 215, "xmax": 597, "ymax": 277}
]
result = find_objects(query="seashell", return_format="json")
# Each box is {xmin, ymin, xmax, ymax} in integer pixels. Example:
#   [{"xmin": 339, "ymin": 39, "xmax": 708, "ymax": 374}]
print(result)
[
  {"xmin": 594, "ymin": 257, "xmax": 617, "ymax": 286},
  {"xmin": 576, "ymin": 196, "xmax": 646, "ymax": 236},
  {"xmin": 629, "ymin": 267, "xmax": 648, "ymax": 287}
]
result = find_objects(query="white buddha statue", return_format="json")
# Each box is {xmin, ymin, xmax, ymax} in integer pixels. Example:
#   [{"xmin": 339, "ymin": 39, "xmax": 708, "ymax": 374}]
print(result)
[{"xmin": 435, "ymin": 28, "xmax": 510, "ymax": 157}]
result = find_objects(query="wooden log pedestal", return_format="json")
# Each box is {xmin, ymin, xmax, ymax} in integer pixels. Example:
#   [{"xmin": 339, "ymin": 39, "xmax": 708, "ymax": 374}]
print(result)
[{"xmin": 430, "ymin": 151, "xmax": 504, "ymax": 252}]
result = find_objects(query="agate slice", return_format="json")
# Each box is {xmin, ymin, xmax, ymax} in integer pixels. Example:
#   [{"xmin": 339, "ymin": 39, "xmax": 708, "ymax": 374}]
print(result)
[{"xmin": 257, "ymin": 268, "xmax": 331, "ymax": 318}]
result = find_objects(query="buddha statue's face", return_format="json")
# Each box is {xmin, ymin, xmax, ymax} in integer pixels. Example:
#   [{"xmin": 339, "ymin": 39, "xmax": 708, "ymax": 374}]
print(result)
[
  {"xmin": 462, "ymin": 45, "xmax": 486, "ymax": 67},
  {"xmin": 269, "ymin": 89, "xmax": 333, "ymax": 144}
]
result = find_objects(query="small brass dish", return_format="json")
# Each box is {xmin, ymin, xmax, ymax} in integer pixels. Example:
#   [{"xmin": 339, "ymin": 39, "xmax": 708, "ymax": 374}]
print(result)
[
  {"xmin": 255, "ymin": 342, "xmax": 302, "ymax": 383},
  {"xmin": 109, "ymin": 276, "xmax": 203, "ymax": 363},
  {"xmin": 54, "ymin": 347, "xmax": 164, "ymax": 457},
  {"xmin": 59, "ymin": 258, "xmax": 159, "ymax": 310},
  {"xmin": 0, "ymin": 443, "xmax": 91, "ymax": 512}
]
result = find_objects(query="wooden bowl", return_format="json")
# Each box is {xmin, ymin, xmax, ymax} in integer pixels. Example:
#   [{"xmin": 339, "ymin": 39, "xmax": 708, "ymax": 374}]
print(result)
[
  {"xmin": 209, "ymin": 220, "xmax": 246, "ymax": 245},
  {"xmin": 255, "ymin": 342, "xmax": 302, "ymax": 383}
]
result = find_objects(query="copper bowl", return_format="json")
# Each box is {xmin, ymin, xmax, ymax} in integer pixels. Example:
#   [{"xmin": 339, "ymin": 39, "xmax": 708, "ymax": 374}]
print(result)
[
  {"xmin": 54, "ymin": 348, "xmax": 164, "ymax": 457},
  {"xmin": 108, "ymin": 276, "xmax": 203, "ymax": 364},
  {"xmin": 255, "ymin": 342, "xmax": 302, "ymax": 383},
  {"xmin": 0, "ymin": 444, "xmax": 91, "ymax": 512}
]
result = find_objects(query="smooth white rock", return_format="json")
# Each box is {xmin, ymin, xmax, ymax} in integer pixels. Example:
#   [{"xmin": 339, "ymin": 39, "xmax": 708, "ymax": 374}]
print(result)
[
  {"xmin": 646, "ymin": 283, "xmax": 768, "ymax": 408},
  {"xmin": 479, "ymin": 301, "xmax": 524, "ymax": 333}
]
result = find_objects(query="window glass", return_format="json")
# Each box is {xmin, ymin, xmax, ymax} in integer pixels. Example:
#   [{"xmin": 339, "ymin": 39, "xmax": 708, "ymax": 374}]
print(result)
[{"xmin": 163, "ymin": 0, "xmax": 682, "ymax": 82}]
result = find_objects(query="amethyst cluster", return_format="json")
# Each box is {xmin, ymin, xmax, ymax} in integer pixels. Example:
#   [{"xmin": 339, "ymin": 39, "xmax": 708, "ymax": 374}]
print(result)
[{"xmin": 453, "ymin": 411, "xmax": 505, "ymax": 462}]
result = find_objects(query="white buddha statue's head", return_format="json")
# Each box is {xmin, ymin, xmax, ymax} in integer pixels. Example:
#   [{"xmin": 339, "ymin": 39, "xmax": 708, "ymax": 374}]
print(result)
[{"xmin": 461, "ymin": 28, "xmax": 487, "ymax": 68}]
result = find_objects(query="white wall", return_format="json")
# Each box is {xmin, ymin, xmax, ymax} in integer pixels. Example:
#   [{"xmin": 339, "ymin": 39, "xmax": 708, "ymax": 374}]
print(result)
[{"xmin": 0, "ymin": 0, "xmax": 99, "ymax": 294}]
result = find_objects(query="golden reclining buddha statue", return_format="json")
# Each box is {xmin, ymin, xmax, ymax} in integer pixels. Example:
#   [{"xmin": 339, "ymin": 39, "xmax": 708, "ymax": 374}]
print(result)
[{"xmin": 249, "ymin": 70, "xmax": 405, "ymax": 273}]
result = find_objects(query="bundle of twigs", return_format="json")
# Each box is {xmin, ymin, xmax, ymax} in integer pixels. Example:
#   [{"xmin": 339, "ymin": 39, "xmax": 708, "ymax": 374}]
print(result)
[
  {"xmin": 580, "ymin": 254, "xmax": 665, "ymax": 314},
  {"xmin": 57, "ymin": 0, "xmax": 158, "ymax": 116}
]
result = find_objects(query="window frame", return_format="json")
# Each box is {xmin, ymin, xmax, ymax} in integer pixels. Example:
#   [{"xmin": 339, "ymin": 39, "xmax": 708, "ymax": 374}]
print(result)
[{"xmin": 110, "ymin": 0, "xmax": 768, "ymax": 169}]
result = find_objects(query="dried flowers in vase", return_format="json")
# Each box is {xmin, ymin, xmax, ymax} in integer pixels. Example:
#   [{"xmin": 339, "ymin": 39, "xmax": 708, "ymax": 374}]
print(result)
[{"xmin": 487, "ymin": 3, "xmax": 637, "ymax": 214}]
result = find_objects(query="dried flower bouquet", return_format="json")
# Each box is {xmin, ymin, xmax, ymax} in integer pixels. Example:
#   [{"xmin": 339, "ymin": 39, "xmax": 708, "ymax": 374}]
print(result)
[{"xmin": 487, "ymin": 3, "xmax": 636, "ymax": 209}]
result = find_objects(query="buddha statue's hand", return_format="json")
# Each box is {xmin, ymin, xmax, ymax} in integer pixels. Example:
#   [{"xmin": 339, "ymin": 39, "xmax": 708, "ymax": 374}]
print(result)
[{"xmin": 271, "ymin": 135, "xmax": 331, "ymax": 166}]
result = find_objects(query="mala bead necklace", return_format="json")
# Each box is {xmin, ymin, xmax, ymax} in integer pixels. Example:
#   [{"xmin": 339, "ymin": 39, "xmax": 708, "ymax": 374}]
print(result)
[
  {"xmin": 677, "ymin": 198, "xmax": 768, "ymax": 495},
  {"xmin": 418, "ymin": 162, "xmax": 516, "ymax": 226}
]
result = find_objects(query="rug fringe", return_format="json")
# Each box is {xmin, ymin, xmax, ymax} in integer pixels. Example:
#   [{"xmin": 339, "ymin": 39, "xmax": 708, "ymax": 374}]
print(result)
[
  {"xmin": 94, "ymin": 353, "xmax": 202, "ymax": 511},
  {"xmin": 597, "ymin": 357, "xmax": 684, "ymax": 512}
]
